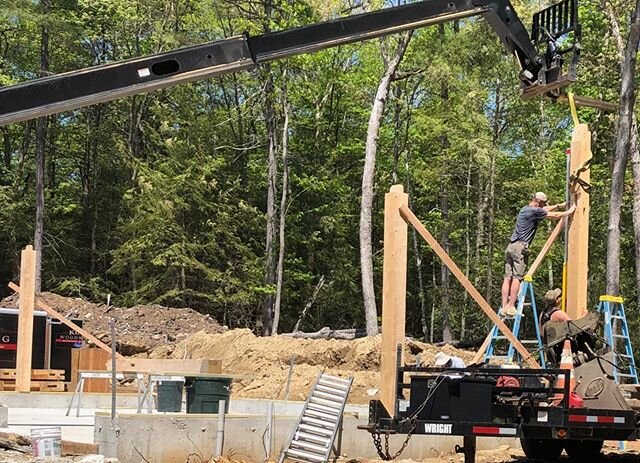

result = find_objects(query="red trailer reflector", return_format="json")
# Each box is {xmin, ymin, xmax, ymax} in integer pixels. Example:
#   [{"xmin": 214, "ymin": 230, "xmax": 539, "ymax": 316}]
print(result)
[
  {"xmin": 569, "ymin": 415, "xmax": 625, "ymax": 424},
  {"xmin": 472, "ymin": 426, "xmax": 517, "ymax": 436}
]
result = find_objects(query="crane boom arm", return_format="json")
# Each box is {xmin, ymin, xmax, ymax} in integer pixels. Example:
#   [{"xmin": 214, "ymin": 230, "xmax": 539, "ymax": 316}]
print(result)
[{"xmin": 0, "ymin": 0, "xmax": 578, "ymax": 126}]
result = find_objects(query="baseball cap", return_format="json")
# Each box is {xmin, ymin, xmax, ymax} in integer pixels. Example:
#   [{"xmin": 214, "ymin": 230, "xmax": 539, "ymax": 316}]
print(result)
[
  {"xmin": 434, "ymin": 352, "xmax": 452, "ymax": 367},
  {"xmin": 543, "ymin": 288, "xmax": 562, "ymax": 306},
  {"xmin": 534, "ymin": 192, "xmax": 548, "ymax": 202}
]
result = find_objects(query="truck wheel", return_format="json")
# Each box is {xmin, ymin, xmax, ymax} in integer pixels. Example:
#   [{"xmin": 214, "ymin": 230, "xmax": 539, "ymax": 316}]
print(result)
[
  {"xmin": 520, "ymin": 438, "xmax": 564, "ymax": 461},
  {"xmin": 563, "ymin": 439, "xmax": 604, "ymax": 460}
]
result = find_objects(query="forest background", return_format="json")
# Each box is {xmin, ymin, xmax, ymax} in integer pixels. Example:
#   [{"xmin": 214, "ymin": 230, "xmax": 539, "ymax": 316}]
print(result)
[{"xmin": 1, "ymin": 0, "xmax": 639, "ymax": 344}]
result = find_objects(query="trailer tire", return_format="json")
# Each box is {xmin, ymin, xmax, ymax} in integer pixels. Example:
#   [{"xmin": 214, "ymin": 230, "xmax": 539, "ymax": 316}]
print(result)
[
  {"xmin": 520, "ymin": 438, "xmax": 563, "ymax": 461},
  {"xmin": 563, "ymin": 439, "xmax": 603, "ymax": 460}
]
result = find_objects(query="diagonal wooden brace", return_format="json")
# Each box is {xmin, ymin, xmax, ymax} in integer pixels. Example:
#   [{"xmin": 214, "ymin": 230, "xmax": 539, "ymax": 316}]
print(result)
[
  {"xmin": 9, "ymin": 281, "xmax": 125, "ymax": 360},
  {"xmin": 399, "ymin": 205, "xmax": 540, "ymax": 369},
  {"xmin": 526, "ymin": 219, "xmax": 565, "ymax": 278}
]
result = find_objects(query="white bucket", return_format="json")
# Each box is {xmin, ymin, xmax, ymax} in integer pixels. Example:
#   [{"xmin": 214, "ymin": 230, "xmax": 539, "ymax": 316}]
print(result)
[{"xmin": 31, "ymin": 426, "xmax": 61, "ymax": 457}]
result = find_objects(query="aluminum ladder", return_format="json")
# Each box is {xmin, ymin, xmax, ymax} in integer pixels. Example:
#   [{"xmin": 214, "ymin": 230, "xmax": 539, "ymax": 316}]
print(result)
[
  {"xmin": 485, "ymin": 276, "xmax": 546, "ymax": 367},
  {"xmin": 279, "ymin": 372, "xmax": 353, "ymax": 463},
  {"xmin": 598, "ymin": 295, "xmax": 639, "ymax": 384}
]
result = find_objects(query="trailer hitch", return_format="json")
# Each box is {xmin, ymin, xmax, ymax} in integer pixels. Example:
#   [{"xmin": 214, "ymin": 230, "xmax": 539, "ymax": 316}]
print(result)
[{"xmin": 455, "ymin": 436, "xmax": 477, "ymax": 463}]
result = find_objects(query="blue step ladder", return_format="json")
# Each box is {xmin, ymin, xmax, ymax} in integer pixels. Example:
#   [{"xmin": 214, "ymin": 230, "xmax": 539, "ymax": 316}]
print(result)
[
  {"xmin": 597, "ymin": 295, "xmax": 639, "ymax": 384},
  {"xmin": 485, "ymin": 276, "xmax": 546, "ymax": 367}
]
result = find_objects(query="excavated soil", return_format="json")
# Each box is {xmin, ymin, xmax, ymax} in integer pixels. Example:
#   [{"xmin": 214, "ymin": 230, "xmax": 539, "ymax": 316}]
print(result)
[
  {"xmin": 0, "ymin": 292, "xmax": 223, "ymax": 355},
  {"xmin": 147, "ymin": 329, "xmax": 477, "ymax": 404}
]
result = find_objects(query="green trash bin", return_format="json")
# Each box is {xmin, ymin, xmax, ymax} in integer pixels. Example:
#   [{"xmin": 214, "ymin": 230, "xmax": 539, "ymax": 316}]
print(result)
[
  {"xmin": 186, "ymin": 377, "xmax": 231, "ymax": 414},
  {"xmin": 156, "ymin": 380, "xmax": 184, "ymax": 412}
]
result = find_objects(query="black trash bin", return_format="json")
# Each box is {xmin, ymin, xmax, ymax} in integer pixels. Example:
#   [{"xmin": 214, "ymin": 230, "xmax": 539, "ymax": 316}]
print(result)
[
  {"xmin": 156, "ymin": 380, "xmax": 184, "ymax": 412},
  {"xmin": 186, "ymin": 377, "xmax": 231, "ymax": 413}
]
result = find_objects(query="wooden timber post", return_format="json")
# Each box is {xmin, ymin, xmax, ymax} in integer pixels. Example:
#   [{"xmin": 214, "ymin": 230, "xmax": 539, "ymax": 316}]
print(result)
[
  {"xmin": 16, "ymin": 245, "xmax": 37, "ymax": 392},
  {"xmin": 565, "ymin": 124, "xmax": 591, "ymax": 319},
  {"xmin": 380, "ymin": 185, "xmax": 408, "ymax": 416}
]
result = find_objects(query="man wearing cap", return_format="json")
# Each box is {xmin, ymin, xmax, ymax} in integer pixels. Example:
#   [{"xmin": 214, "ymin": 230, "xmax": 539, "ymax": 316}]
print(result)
[
  {"xmin": 540, "ymin": 288, "xmax": 572, "ymax": 327},
  {"xmin": 501, "ymin": 192, "xmax": 575, "ymax": 316},
  {"xmin": 434, "ymin": 352, "xmax": 466, "ymax": 369}
]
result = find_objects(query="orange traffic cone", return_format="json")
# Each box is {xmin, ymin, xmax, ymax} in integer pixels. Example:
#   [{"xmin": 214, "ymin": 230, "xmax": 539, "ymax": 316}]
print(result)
[{"xmin": 552, "ymin": 340, "xmax": 582, "ymax": 407}]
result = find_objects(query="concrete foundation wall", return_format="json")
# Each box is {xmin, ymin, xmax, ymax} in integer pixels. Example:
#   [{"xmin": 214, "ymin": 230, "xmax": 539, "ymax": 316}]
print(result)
[
  {"xmin": 0, "ymin": 405, "xmax": 7, "ymax": 427},
  {"xmin": 96, "ymin": 412, "xmax": 518, "ymax": 463}
]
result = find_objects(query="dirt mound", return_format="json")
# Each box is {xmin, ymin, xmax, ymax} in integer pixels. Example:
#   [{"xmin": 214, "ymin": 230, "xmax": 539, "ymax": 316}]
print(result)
[
  {"xmin": 149, "ymin": 329, "xmax": 476, "ymax": 404},
  {"xmin": 0, "ymin": 292, "xmax": 222, "ymax": 354}
]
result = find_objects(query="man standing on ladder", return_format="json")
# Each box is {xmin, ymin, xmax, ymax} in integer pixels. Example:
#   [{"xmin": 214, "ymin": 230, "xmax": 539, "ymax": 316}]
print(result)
[{"xmin": 501, "ymin": 192, "xmax": 575, "ymax": 316}]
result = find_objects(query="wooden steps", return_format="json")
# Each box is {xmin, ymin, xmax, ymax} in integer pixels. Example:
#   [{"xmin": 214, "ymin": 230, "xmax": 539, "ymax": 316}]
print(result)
[{"xmin": 0, "ymin": 369, "xmax": 66, "ymax": 392}]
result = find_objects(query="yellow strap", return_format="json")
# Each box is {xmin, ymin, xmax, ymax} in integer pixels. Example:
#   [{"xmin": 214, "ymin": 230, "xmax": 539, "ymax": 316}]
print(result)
[
  {"xmin": 523, "ymin": 275, "xmax": 533, "ymax": 282},
  {"xmin": 600, "ymin": 295, "xmax": 624, "ymax": 303},
  {"xmin": 568, "ymin": 92, "xmax": 579, "ymax": 126}
]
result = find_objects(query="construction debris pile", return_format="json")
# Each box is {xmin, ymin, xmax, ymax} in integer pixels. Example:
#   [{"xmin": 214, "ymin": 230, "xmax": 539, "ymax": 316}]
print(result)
[
  {"xmin": 147, "ymin": 328, "xmax": 476, "ymax": 404},
  {"xmin": 0, "ymin": 292, "xmax": 223, "ymax": 356},
  {"xmin": 0, "ymin": 291, "xmax": 474, "ymax": 403}
]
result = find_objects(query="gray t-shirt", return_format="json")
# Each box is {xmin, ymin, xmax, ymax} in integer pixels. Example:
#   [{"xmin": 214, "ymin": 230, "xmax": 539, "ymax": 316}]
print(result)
[{"xmin": 510, "ymin": 206, "xmax": 547, "ymax": 245}]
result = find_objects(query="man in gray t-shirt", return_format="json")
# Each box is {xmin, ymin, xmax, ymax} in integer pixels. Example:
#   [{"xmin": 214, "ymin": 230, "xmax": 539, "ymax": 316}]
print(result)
[{"xmin": 501, "ymin": 192, "xmax": 575, "ymax": 315}]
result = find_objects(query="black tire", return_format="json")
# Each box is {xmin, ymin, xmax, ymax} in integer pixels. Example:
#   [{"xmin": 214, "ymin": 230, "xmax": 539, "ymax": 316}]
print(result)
[
  {"xmin": 520, "ymin": 438, "xmax": 564, "ymax": 461},
  {"xmin": 563, "ymin": 439, "xmax": 604, "ymax": 461}
]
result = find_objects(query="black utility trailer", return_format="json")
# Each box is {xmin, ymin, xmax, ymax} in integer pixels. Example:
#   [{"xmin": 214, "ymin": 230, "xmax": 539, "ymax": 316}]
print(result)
[{"xmin": 361, "ymin": 366, "xmax": 639, "ymax": 462}]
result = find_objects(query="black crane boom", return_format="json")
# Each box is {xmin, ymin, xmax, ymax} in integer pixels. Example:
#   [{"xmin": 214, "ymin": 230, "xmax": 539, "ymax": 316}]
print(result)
[{"xmin": 0, "ymin": 0, "xmax": 579, "ymax": 126}]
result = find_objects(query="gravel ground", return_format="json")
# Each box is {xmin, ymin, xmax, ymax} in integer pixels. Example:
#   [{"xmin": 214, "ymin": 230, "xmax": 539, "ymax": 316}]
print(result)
[{"xmin": 3, "ymin": 445, "xmax": 640, "ymax": 463}]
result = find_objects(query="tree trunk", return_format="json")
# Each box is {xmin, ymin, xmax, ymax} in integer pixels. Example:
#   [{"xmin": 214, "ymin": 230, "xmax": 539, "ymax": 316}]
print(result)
[
  {"xmin": 34, "ymin": 0, "xmax": 51, "ymax": 293},
  {"xmin": 262, "ymin": 68, "xmax": 278, "ymax": 336},
  {"xmin": 485, "ymin": 82, "xmax": 501, "ymax": 305},
  {"xmin": 439, "ymin": 181, "xmax": 452, "ymax": 343},
  {"xmin": 8, "ymin": 122, "xmax": 33, "ymax": 279},
  {"xmin": 2, "ymin": 129, "xmax": 10, "ymax": 172},
  {"xmin": 273, "ymin": 77, "xmax": 290, "ymax": 335},
  {"xmin": 462, "ymin": 155, "xmax": 473, "ymax": 339},
  {"xmin": 430, "ymin": 259, "xmax": 437, "ymax": 343},
  {"xmin": 606, "ymin": 0, "xmax": 640, "ymax": 295},
  {"xmin": 630, "ymin": 119, "xmax": 640, "ymax": 311},
  {"xmin": 439, "ymin": 24, "xmax": 452, "ymax": 343},
  {"xmin": 360, "ymin": 32, "xmax": 412, "ymax": 336}
]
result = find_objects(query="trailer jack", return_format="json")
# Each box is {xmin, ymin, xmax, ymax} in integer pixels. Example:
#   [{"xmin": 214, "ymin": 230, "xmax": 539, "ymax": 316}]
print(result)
[{"xmin": 455, "ymin": 436, "xmax": 477, "ymax": 463}]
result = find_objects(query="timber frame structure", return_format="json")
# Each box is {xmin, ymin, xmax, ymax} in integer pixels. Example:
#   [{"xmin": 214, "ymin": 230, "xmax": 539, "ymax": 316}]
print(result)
[{"xmin": 379, "ymin": 121, "xmax": 591, "ymax": 416}]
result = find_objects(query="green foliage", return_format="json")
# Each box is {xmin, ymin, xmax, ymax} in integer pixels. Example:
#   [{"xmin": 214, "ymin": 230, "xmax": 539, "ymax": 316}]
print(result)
[{"xmin": 0, "ymin": 0, "xmax": 637, "ymax": 343}]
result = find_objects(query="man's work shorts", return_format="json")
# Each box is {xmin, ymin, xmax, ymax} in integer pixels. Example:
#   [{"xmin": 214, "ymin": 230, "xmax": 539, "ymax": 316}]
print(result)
[{"xmin": 504, "ymin": 241, "xmax": 529, "ymax": 280}]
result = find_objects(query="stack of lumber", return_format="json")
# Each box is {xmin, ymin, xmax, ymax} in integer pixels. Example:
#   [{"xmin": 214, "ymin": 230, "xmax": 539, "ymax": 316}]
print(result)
[{"xmin": 0, "ymin": 369, "xmax": 66, "ymax": 392}]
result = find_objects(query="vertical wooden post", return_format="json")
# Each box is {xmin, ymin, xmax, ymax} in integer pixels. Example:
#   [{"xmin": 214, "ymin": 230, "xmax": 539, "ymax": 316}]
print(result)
[
  {"xmin": 566, "ymin": 124, "xmax": 591, "ymax": 319},
  {"xmin": 16, "ymin": 245, "xmax": 37, "ymax": 393},
  {"xmin": 380, "ymin": 185, "xmax": 408, "ymax": 416}
]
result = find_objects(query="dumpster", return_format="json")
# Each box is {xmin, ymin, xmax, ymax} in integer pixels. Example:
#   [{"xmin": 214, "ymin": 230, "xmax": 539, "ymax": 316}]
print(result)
[
  {"xmin": 157, "ymin": 380, "xmax": 184, "ymax": 412},
  {"xmin": 186, "ymin": 377, "xmax": 231, "ymax": 413}
]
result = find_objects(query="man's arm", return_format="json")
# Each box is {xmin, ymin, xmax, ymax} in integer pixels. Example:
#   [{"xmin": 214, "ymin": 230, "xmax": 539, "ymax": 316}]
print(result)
[
  {"xmin": 543, "ymin": 202, "xmax": 566, "ymax": 212},
  {"xmin": 547, "ymin": 204, "xmax": 576, "ymax": 219}
]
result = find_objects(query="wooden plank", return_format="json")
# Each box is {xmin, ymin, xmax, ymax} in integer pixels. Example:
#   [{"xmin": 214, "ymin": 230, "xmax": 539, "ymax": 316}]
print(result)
[
  {"xmin": 526, "ymin": 219, "xmax": 565, "ymax": 277},
  {"xmin": 380, "ymin": 185, "xmax": 409, "ymax": 416},
  {"xmin": 0, "ymin": 380, "xmax": 65, "ymax": 392},
  {"xmin": 473, "ymin": 221, "xmax": 565, "ymax": 364},
  {"xmin": 400, "ymin": 205, "xmax": 540, "ymax": 369},
  {"xmin": 471, "ymin": 331, "xmax": 493, "ymax": 365},
  {"xmin": 15, "ymin": 245, "xmax": 36, "ymax": 393},
  {"xmin": 61, "ymin": 440, "xmax": 99, "ymax": 456},
  {"xmin": 0, "ymin": 369, "xmax": 65, "ymax": 380},
  {"xmin": 566, "ymin": 124, "xmax": 591, "ymax": 319},
  {"xmin": 72, "ymin": 348, "xmax": 110, "ymax": 393},
  {"xmin": 62, "ymin": 440, "xmax": 99, "ymax": 456},
  {"xmin": 115, "ymin": 358, "xmax": 222, "ymax": 374},
  {"xmin": 8, "ymin": 282, "xmax": 124, "ymax": 360}
]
